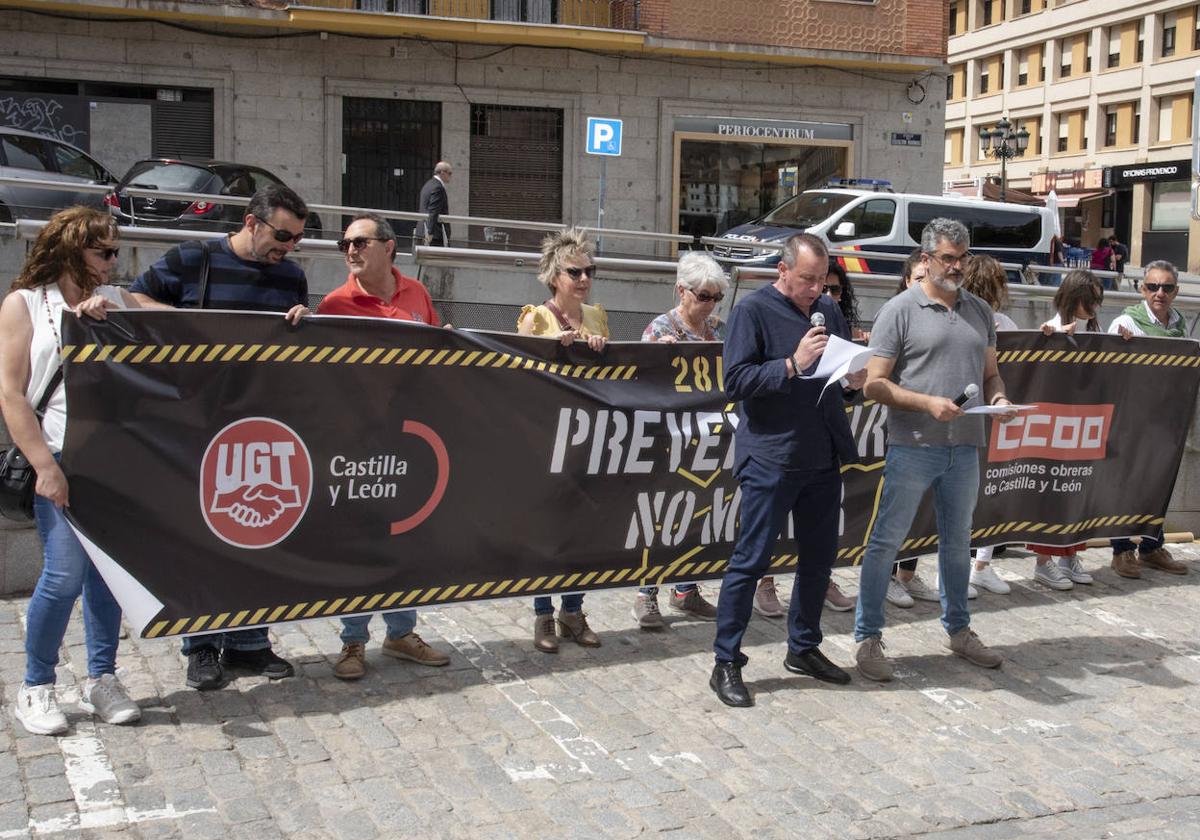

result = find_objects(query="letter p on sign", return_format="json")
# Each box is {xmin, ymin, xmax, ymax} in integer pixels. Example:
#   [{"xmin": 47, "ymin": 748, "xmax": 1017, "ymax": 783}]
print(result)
[{"xmin": 586, "ymin": 117, "xmax": 623, "ymax": 156}]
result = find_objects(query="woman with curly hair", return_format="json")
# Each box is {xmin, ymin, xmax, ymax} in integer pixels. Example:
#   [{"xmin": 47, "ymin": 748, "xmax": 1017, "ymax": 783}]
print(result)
[
  {"xmin": 0, "ymin": 206, "xmax": 142, "ymax": 734},
  {"xmin": 517, "ymin": 227, "xmax": 607, "ymax": 653}
]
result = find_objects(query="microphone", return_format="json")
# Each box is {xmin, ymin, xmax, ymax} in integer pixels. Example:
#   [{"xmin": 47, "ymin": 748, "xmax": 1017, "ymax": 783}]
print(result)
[
  {"xmin": 810, "ymin": 312, "xmax": 825, "ymax": 329},
  {"xmin": 953, "ymin": 383, "xmax": 979, "ymax": 407}
]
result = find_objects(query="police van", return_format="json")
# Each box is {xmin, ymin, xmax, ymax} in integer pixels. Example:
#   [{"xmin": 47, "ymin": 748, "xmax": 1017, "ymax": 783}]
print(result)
[{"xmin": 710, "ymin": 179, "xmax": 1056, "ymax": 274}]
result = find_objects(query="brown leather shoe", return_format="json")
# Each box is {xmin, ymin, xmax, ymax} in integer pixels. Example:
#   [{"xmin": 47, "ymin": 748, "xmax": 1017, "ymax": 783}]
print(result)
[
  {"xmin": 1111, "ymin": 549, "xmax": 1141, "ymax": 579},
  {"xmin": 534, "ymin": 613, "xmax": 558, "ymax": 653},
  {"xmin": 382, "ymin": 633, "xmax": 450, "ymax": 666},
  {"xmin": 1140, "ymin": 547, "xmax": 1188, "ymax": 575},
  {"xmin": 557, "ymin": 610, "xmax": 601, "ymax": 647},
  {"xmin": 333, "ymin": 642, "xmax": 366, "ymax": 681}
]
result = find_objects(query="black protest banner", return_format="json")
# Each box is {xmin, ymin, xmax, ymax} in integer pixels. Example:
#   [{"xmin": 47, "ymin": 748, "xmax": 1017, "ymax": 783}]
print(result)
[{"xmin": 59, "ymin": 314, "xmax": 1197, "ymax": 637}]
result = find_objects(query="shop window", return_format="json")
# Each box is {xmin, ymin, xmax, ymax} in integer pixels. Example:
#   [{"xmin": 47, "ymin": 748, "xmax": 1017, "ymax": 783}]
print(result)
[
  {"xmin": 469, "ymin": 104, "xmax": 563, "ymax": 247},
  {"xmin": 678, "ymin": 142, "xmax": 846, "ymax": 239},
  {"xmin": 1162, "ymin": 12, "xmax": 1176, "ymax": 56},
  {"xmin": 829, "ymin": 198, "xmax": 896, "ymax": 241},
  {"xmin": 1150, "ymin": 181, "xmax": 1189, "ymax": 230}
]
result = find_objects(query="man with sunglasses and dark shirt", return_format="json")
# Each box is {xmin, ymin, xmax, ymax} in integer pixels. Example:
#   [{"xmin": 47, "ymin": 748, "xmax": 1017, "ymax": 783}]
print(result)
[
  {"xmin": 314, "ymin": 213, "xmax": 451, "ymax": 679},
  {"xmin": 130, "ymin": 184, "xmax": 310, "ymax": 320},
  {"xmin": 130, "ymin": 184, "xmax": 310, "ymax": 691},
  {"xmin": 1106, "ymin": 259, "xmax": 1190, "ymax": 578}
]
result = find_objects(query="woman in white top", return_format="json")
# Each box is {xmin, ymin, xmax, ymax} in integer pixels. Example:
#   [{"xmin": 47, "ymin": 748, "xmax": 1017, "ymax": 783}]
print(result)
[
  {"xmin": 0, "ymin": 207, "xmax": 142, "ymax": 735},
  {"xmin": 1027, "ymin": 270, "xmax": 1105, "ymax": 591}
]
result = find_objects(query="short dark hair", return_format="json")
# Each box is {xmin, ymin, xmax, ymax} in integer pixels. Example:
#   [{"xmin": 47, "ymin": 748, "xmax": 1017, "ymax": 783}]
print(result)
[
  {"xmin": 897, "ymin": 247, "xmax": 923, "ymax": 295},
  {"xmin": 780, "ymin": 232, "xmax": 828, "ymax": 268},
  {"xmin": 246, "ymin": 184, "xmax": 308, "ymax": 223},
  {"xmin": 351, "ymin": 212, "xmax": 397, "ymax": 260}
]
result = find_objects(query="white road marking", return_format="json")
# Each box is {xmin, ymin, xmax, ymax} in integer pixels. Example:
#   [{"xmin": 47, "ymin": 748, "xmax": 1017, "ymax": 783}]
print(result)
[
  {"xmin": 920, "ymin": 687, "xmax": 979, "ymax": 713},
  {"xmin": 422, "ymin": 611, "xmax": 621, "ymax": 782}
]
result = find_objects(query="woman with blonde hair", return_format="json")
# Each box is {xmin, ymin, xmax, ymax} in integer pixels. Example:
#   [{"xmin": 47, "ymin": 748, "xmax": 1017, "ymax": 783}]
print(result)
[
  {"xmin": 0, "ymin": 207, "xmax": 142, "ymax": 734},
  {"xmin": 517, "ymin": 227, "xmax": 607, "ymax": 652}
]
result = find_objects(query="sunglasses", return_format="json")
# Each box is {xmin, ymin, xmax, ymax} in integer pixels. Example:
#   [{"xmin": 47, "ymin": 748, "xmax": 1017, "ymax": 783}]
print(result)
[
  {"xmin": 1144, "ymin": 283, "xmax": 1177, "ymax": 293},
  {"xmin": 689, "ymin": 289, "xmax": 724, "ymax": 303},
  {"xmin": 563, "ymin": 265, "xmax": 597, "ymax": 280},
  {"xmin": 89, "ymin": 246, "xmax": 119, "ymax": 260},
  {"xmin": 336, "ymin": 236, "xmax": 388, "ymax": 253},
  {"xmin": 255, "ymin": 216, "xmax": 304, "ymax": 244},
  {"xmin": 823, "ymin": 284, "xmax": 842, "ymax": 295}
]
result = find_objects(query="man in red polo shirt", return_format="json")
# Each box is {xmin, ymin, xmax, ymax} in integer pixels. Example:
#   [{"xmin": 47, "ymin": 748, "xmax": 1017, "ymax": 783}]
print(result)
[
  {"xmin": 317, "ymin": 212, "xmax": 450, "ymax": 679},
  {"xmin": 319, "ymin": 213, "xmax": 440, "ymax": 324}
]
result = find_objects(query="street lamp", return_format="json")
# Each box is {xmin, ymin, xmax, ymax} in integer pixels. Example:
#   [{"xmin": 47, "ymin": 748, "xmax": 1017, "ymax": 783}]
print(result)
[{"xmin": 978, "ymin": 116, "xmax": 1030, "ymax": 203}]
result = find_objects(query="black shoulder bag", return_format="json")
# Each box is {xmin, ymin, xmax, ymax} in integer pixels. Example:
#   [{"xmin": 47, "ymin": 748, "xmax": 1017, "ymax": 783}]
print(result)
[{"xmin": 0, "ymin": 366, "xmax": 65, "ymax": 521}]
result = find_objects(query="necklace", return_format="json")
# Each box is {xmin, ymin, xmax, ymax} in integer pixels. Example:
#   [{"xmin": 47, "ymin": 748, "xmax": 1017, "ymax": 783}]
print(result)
[{"xmin": 41, "ymin": 285, "xmax": 62, "ymax": 351}]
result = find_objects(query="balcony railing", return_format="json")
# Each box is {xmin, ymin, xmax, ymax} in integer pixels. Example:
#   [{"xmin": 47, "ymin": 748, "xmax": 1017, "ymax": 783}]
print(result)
[{"xmin": 291, "ymin": 0, "xmax": 640, "ymax": 30}]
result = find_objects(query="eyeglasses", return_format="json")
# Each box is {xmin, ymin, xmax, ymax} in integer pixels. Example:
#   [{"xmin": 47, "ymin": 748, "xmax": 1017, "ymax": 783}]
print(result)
[
  {"xmin": 823, "ymin": 284, "xmax": 842, "ymax": 295},
  {"xmin": 688, "ymin": 289, "xmax": 724, "ymax": 303},
  {"xmin": 336, "ymin": 236, "xmax": 388, "ymax": 252},
  {"xmin": 88, "ymin": 246, "xmax": 119, "ymax": 260},
  {"xmin": 562, "ymin": 265, "xmax": 597, "ymax": 281},
  {"xmin": 927, "ymin": 251, "xmax": 972, "ymax": 267},
  {"xmin": 1144, "ymin": 282, "xmax": 1177, "ymax": 293},
  {"xmin": 255, "ymin": 216, "xmax": 304, "ymax": 244}
]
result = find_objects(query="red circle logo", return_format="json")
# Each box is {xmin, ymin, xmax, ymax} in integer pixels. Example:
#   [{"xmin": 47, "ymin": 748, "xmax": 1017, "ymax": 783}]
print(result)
[{"xmin": 199, "ymin": 418, "xmax": 313, "ymax": 549}]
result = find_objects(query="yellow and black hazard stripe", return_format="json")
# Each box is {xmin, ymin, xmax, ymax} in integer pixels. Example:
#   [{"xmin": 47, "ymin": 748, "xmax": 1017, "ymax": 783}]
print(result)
[
  {"xmin": 61, "ymin": 343, "xmax": 637, "ymax": 381},
  {"xmin": 997, "ymin": 348, "xmax": 1200, "ymax": 367},
  {"xmin": 143, "ymin": 552, "xmax": 784, "ymax": 638}
]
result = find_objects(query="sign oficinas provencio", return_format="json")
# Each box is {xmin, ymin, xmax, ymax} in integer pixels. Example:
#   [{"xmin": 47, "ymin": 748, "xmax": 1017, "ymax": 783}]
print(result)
[{"xmin": 59, "ymin": 314, "xmax": 1198, "ymax": 638}]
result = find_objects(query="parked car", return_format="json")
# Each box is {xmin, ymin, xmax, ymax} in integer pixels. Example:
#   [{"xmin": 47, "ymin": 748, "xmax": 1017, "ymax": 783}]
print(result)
[
  {"xmin": 106, "ymin": 159, "xmax": 323, "ymax": 235},
  {"xmin": 0, "ymin": 126, "xmax": 117, "ymax": 223}
]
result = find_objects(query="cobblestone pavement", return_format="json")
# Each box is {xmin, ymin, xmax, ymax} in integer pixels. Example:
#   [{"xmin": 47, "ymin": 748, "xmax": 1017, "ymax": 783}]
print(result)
[{"xmin": 4, "ymin": 544, "xmax": 1200, "ymax": 839}]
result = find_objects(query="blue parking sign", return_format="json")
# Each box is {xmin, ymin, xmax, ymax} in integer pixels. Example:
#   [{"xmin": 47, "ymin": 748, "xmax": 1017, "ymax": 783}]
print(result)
[{"xmin": 586, "ymin": 117, "xmax": 622, "ymax": 156}]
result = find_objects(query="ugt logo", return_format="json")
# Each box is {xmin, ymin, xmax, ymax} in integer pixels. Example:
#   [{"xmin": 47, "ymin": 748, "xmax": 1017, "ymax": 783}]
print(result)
[{"xmin": 200, "ymin": 418, "xmax": 313, "ymax": 549}]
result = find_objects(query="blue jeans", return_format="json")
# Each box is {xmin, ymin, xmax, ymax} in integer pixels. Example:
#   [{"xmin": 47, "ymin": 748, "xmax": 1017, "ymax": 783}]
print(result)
[
  {"xmin": 340, "ymin": 610, "xmax": 417, "ymax": 643},
  {"xmin": 180, "ymin": 627, "xmax": 272, "ymax": 655},
  {"xmin": 533, "ymin": 594, "xmax": 584, "ymax": 615},
  {"xmin": 639, "ymin": 584, "xmax": 697, "ymax": 597},
  {"xmin": 25, "ymin": 490, "xmax": 122, "ymax": 686},
  {"xmin": 854, "ymin": 445, "xmax": 979, "ymax": 642},
  {"xmin": 713, "ymin": 458, "xmax": 841, "ymax": 664}
]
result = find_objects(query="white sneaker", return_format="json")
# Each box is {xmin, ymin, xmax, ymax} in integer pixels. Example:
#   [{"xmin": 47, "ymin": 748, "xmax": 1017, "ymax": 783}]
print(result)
[
  {"xmin": 970, "ymin": 563, "xmax": 1011, "ymax": 594},
  {"xmin": 885, "ymin": 578, "xmax": 914, "ymax": 608},
  {"xmin": 1057, "ymin": 555, "xmax": 1093, "ymax": 585},
  {"xmin": 967, "ymin": 582, "xmax": 979, "ymax": 600},
  {"xmin": 80, "ymin": 674, "xmax": 141, "ymax": 725},
  {"xmin": 1033, "ymin": 560, "xmax": 1074, "ymax": 590},
  {"xmin": 905, "ymin": 574, "xmax": 940, "ymax": 602},
  {"xmin": 14, "ymin": 684, "xmax": 68, "ymax": 735}
]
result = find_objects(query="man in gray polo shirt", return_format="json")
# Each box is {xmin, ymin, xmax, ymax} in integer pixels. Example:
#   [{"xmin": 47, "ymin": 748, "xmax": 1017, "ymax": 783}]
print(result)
[{"xmin": 853, "ymin": 218, "xmax": 1018, "ymax": 681}]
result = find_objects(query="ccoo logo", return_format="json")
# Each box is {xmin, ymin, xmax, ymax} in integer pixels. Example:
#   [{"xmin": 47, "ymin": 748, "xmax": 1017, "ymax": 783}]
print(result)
[
  {"xmin": 987, "ymin": 402, "xmax": 1114, "ymax": 463},
  {"xmin": 199, "ymin": 417, "xmax": 313, "ymax": 549}
]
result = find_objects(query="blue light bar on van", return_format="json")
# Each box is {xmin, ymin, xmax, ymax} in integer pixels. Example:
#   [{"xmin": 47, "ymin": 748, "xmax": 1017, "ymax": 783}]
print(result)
[{"xmin": 827, "ymin": 178, "xmax": 894, "ymax": 190}]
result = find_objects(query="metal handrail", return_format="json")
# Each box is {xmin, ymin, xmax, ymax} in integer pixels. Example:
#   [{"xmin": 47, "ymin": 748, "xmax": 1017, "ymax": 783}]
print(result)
[
  {"xmin": 413, "ymin": 245, "xmax": 678, "ymax": 276},
  {"xmin": 0, "ymin": 176, "xmax": 683, "ymax": 244}
]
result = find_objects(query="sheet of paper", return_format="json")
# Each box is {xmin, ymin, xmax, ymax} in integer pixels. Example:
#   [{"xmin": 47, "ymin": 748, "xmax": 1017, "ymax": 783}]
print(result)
[
  {"xmin": 964, "ymin": 404, "xmax": 1038, "ymax": 415},
  {"xmin": 797, "ymin": 334, "xmax": 875, "ymax": 398}
]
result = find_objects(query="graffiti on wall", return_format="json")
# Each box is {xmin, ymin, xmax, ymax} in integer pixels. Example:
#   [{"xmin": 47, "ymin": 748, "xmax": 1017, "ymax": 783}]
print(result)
[{"xmin": 0, "ymin": 95, "xmax": 91, "ymax": 150}]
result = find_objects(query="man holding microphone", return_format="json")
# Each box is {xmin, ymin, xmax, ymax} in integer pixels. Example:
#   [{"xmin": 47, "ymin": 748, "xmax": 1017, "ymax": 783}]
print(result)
[
  {"xmin": 853, "ymin": 218, "xmax": 1017, "ymax": 682},
  {"xmin": 710, "ymin": 233, "xmax": 864, "ymax": 707}
]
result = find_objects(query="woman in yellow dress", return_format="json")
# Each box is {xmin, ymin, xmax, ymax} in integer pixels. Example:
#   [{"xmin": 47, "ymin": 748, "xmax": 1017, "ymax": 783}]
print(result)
[{"xmin": 517, "ymin": 227, "xmax": 608, "ymax": 653}]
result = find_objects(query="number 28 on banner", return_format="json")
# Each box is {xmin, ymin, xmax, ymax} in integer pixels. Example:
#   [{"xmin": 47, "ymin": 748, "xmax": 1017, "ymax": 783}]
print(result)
[{"xmin": 671, "ymin": 355, "xmax": 723, "ymax": 393}]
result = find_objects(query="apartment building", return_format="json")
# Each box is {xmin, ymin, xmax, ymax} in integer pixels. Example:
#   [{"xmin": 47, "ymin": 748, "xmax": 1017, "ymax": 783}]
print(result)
[{"xmin": 944, "ymin": 0, "xmax": 1198, "ymax": 272}]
